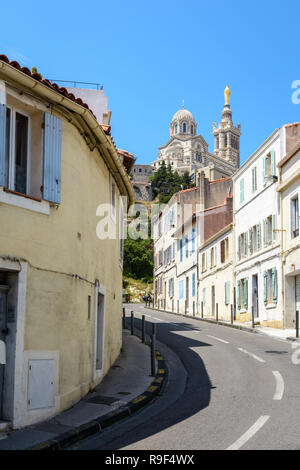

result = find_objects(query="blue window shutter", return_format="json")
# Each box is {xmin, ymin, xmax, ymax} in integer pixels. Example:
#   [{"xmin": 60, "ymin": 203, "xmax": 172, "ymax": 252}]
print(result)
[
  {"xmin": 271, "ymin": 150, "xmax": 276, "ymax": 175},
  {"xmin": 43, "ymin": 112, "xmax": 62, "ymax": 203},
  {"xmin": 244, "ymin": 279, "xmax": 248, "ymax": 309},
  {"xmin": 237, "ymin": 281, "xmax": 241, "ymax": 310},
  {"xmin": 263, "ymin": 271, "xmax": 268, "ymax": 305},
  {"xmin": 0, "ymin": 102, "xmax": 6, "ymax": 187}
]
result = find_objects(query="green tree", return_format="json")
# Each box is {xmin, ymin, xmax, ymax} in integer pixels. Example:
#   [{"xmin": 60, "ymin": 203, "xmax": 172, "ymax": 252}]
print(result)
[{"xmin": 123, "ymin": 238, "xmax": 154, "ymax": 282}]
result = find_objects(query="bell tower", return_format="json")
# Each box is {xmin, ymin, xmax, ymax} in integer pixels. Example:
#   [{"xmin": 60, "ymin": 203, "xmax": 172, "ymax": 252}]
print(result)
[{"xmin": 213, "ymin": 85, "xmax": 241, "ymax": 169}]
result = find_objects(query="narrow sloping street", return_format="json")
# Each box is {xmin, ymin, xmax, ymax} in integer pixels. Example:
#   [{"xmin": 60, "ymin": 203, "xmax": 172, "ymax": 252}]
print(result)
[{"xmin": 73, "ymin": 305, "xmax": 300, "ymax": 451}]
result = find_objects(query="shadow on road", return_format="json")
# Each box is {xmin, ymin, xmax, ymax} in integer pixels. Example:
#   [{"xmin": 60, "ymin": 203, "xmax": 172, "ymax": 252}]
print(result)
[{"xmin": 101, "ymin": 313, "xmax": 214, "ymax": 449}]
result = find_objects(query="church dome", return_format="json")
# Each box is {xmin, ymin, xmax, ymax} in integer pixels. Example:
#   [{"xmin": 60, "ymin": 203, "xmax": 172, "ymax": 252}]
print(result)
[
  {"xmin": 170, "ymin": 105, "xmax": 197, "ymax": 137},
  {"xmin": 172, "ymin": 108, "xmax": 194, "ymax": 122}
]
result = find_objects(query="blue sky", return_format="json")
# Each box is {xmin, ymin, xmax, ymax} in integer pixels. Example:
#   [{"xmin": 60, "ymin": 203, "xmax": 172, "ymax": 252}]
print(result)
[{"xmin": 1, "ymin": 0, "xmax": 300, "ymax": 165}]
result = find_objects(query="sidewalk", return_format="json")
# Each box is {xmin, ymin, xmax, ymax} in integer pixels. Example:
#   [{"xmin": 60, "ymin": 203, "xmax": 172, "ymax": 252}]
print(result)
[
  {"xmin": 146, "ymin": 305, "xmax": 300, "ymax": 343},
  {"xmin": 0, "ymin": 330, "xmax": 166, "ymax": 450}
]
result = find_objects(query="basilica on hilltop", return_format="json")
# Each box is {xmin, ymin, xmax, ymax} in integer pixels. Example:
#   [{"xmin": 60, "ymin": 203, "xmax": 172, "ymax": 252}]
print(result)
[{"xmin": 151, "ymin": 85, "xmax": 241, "ymax": 182}]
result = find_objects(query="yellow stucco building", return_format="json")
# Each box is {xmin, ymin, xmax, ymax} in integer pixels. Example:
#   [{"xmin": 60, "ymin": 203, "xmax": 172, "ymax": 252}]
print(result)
[{"xmin": 0, "ymin": 55, "xmax": 134, "ymax": 430}]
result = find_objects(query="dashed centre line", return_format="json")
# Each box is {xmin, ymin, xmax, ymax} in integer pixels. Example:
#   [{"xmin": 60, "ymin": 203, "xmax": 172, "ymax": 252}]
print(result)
[
  {"xmin": 272, "ymin": 371, "xmax": 285, "ymax": 400},
  {"xmin": 227, "ymin": 415, "xmax": 270, "ymax": 450},
  {"xmin": 237, "ymin": 347, "xmax": 266, "ymax": 363},
  {"xmin": 206, "ymin": 334, "xmax": 229, "ymax": 344}
]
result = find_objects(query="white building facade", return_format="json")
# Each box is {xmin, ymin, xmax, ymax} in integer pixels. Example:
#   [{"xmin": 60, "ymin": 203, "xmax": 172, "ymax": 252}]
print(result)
[{"xmin": 233, "ymin": 124, "xmax": 300, "ymax": 328}]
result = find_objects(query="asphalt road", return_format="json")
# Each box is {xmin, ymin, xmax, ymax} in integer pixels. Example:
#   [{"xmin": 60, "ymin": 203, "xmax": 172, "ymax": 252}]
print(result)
[{"xmin": 73, "ymin": 304, "xmax": 300, "ymax": 450}]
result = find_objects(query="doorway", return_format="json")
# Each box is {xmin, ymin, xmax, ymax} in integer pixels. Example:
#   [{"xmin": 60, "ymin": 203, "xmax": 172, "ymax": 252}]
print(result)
[
  {"xmin": 96, "ymin": 293, "xmax": 105, "ymax": 371},
  {"xmin": 0, "ymin": 285, "xmax": 9, "ymax": 419}
]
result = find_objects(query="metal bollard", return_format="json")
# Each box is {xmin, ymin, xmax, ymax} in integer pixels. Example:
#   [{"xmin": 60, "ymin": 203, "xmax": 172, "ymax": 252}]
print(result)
[
  {"xmin": 231, "ymin": 304, "xmax": 233, "ymax": 324},
  {"xmin": 151, "ymin": 323, "xmax": 156, "ymax": 376},
  {"xmin": 296, "ymin": 310, "xmax": 299, "ymax": 338},
  {"xmin": 252, "ymin": 306, "xmax": 255, "ymax": 329},
  {"xmin": 131, "ymin": 311, "xmax": 134, "ymax": 335},
  {"xmin": 216, "ymin": 303, "xmax": 218, "ymax": 322},
  {"xmin": 122, "ymin": 307, "xmax": 126, "ymax": 329},
  {"xmin": 142, "ymin": 315, "xmax": 145, "ymax": 343},
  {"xmin": 201, "ymin": 301, "xmax": 203, "ymax": 318}
]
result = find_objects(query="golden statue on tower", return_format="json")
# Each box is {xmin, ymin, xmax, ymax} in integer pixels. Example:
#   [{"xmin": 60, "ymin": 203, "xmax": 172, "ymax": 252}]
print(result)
[{"xmin": 224, "ymin": 84, "xmax": 231, "ymax": 106}]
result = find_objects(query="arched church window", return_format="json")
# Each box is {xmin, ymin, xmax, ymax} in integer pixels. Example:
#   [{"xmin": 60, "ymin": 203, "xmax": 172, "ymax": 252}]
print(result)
[
  {"xmin": 225, "ymin": 134, "xmax": 227, "ymax": 147},
  {"xmin": 191, "ymin": 125, "xmax": 194, "ymax": 135},
  {"xmin": 183, "ymin": 123, "xmax": 187, "ymax": 133},
  {"xmin": 174, "ymin": 124, "xmax": 178, "ymax": 134}
]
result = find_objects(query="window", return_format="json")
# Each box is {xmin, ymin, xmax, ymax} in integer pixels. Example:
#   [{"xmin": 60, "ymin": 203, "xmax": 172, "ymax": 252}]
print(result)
[
  {"xmin": 252, "ymin": 167, "xmax": 257, "ymax": 193},
  {"xmin": 192, "ymin": 228, "xmax": 196, "ymax": 253},
  {"xmin": 263, "ymin": 150, "xmax": 275, "ymax": 183},
  {"xmin": 185, "ymin": 235, "xmax": 189, "ymax": 258},
  {"xmin": 191, "ymin": 125, "xmax": 194, "ymax": 135},
  {"xmin": 263, "ymin": 215, "xmax": 276, "ymax": 246},
  {"xmin": 5, "ymin": 107, "xmax": 30, "ymax": 194},
  {"xmin": 168, "ymin": 278, "xmax": 174, "ymax": 297},
  {"xmin": 240, "ymin": 178, "xmax": 244, "ymax": 204},
  {"xmin": 238, "ymin": 232, "xmax": 248, "ymax": 259},
  {"xmin": 139, "ymin": 168, "xmax": 142, "ymax": 173},
  {"xmin": 192, "ymin": 273, "xmax": 196, "ymax": 297},
  {"xmin": 225, "ymin": 134, "xmax": 228, "ymax": 147},
  {"xmin": 179, "ymin": 280, "xmax": 184, "ymax": 299},
  {"xmin": 183, "ymin": 123, "xmax": 187, "ymax": 133},
  {"xmin": 174, "ymin": 124, "xmax": 178, "ymax": 134},
  {"xmin": 291, "ymin": 196, "xmax": 299, "ymax": 238},
  {"xmin": 179, "ymin": 239, "xmax": 183, "ymax": 261},
  {"xmin": 225, "ymin": 281, "xmax": 230, "ymax": 305},
  {"xmin": 264, "ymin": 268, "xmax": 278, "ymax": 305},
  {"xmin": 237, "ymin": 278, "xmax": 248, "ymax": 310}
]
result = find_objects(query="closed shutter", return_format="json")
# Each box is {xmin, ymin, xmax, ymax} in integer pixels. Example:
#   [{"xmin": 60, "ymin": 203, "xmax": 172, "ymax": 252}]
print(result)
[
  {"xmin": 192, "ymin": 273, "xmax": 195, "ymax": 297},
  {"xmin": 271, "ymin": 150, "xmax": 276, "ymax": 176},
  {"xmin": 244, "ymin": 232, "xmax": 248, "ymax": 256},
  {"xmin": 0, "ymin": 100, "xmax": 6, "ymax": 187},
  {"xmin": 257, "ymin": 223, "xmax": 261, "ymax": 250},
  {"xmin": 263, "ymin": 219, "xmax": 267, "ymax": 247},
  {"xmin": 43, "ymin": 112, "xmax": 62, "ymax": 203},
  {"xmin": 263, "ymin": 271, "xmax": 268, "ymax": 305},
  {"xmin": 225, "ymin": 281, "xmax": 230, "ymax": 305},
  {"xmin": 244, "ymin": 279, "xmax": 248, "ymax": 309},
  {"xmin": 237, "ymin": 280, "xmax": 241, "ymax": 310}
]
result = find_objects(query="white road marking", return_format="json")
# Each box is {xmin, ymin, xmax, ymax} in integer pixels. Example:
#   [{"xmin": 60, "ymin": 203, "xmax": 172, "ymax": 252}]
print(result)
[
  {"xmin": 238, "ymin": 347, "xmax": 266, "ymax": 363},
  {"xmin": 272, "ymin": 371, "xmax": 285, "ymax": 400},
  {"xmin": 206, "ymin": 334, "xmax": 229, "ymax": 344},
  {"xmin": 227, "ymin": 415, "xmax": 270, "ymax": 450}
]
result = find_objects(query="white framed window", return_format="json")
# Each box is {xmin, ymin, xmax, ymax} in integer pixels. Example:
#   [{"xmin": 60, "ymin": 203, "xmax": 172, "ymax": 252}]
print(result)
[{"xmin": 5, "ymin": 106, "xmax": 30, "ymax": 195}]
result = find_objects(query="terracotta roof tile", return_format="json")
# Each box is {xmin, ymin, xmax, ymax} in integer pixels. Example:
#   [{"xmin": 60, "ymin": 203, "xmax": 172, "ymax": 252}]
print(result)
[{"xmin": 0, "ymin": 54, "xmax": 95, "ymax": 118}]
